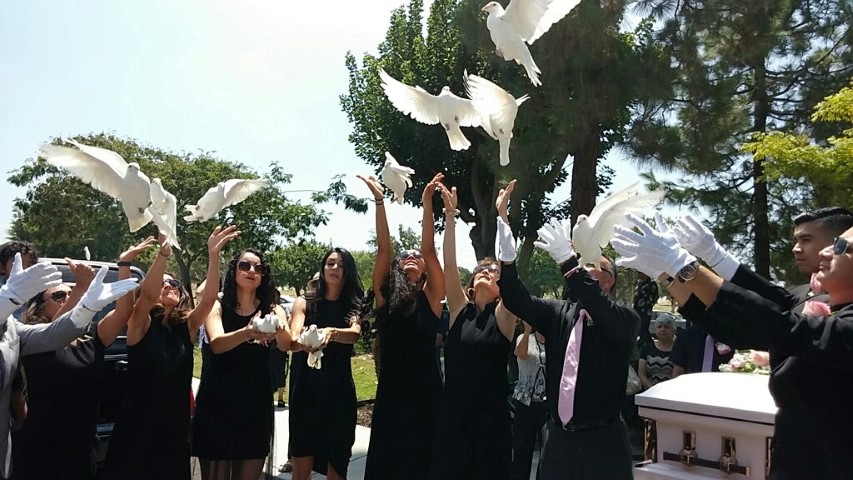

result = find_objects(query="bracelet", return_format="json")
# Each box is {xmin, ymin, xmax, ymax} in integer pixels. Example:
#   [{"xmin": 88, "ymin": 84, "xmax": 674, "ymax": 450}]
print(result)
[
  {"xmin": 660, "ymin": 276, "xmax": 675, "ymax": 289},
  {"xmin": 158, "ymin": 251, "xmax": 170, "ymax": 258},
  {"xmin": 443, "ymin": 207, "xmax": 459, "ymax": 217},
  {"xmin": 117, "ymin": 261, "xmax": 132, "ymax": 267},
  {"xmin": 374, "ymin": 198, "xmax": 384, "ymax": 205}
]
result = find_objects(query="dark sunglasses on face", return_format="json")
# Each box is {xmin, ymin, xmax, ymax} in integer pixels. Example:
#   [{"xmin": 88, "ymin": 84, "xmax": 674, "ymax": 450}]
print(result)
[
  {"xmin": 473, "ymin": 264, "xmax": 500, "ymax": 275},
  {"xmin": 237, "ymin": 261, "xmax": 268, "ymax": 276},
  {"xmin": 832, "ymin": 237, "xmax": 852, "ymax": 256},
  {"xmin": 163, "ymin": 279, "xmax": 182, "ymax": 290},
  {"xmin": 396, "ymin": 250, "xmax": 423, "ymax": 262},
  {"xmin": 49, "ymin": 290, "xmax": 68, "ymax": 302}
]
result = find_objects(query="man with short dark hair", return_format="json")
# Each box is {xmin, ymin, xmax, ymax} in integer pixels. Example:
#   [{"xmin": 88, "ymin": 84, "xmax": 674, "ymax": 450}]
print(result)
[{"xmin": 790, "ymin": 207, "xmax": 853, "ymax": 307}]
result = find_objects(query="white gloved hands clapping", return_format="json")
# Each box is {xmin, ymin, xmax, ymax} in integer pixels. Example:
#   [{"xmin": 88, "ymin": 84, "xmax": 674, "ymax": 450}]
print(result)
[
  {"xmin": 611, "ymin": 213, "xmax": 696, "ymax": 279},
  {"xmin": 672, "ymin": 215, "xmax": 740, "ymax": 280},
  {"xmin": 70, "ymin": 266, "xmax": 139, "ymax": 328},
  {"xmin": 534, "ymin": 218, "xmax": 575, "ymax": 265},
  {"xmin": 0, "ymin": 253, "xmax": 62, "ymax": 319}
]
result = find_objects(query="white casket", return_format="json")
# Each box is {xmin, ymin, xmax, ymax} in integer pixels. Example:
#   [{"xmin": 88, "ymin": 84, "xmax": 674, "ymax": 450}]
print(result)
[{"xmin": 634, "ymin": 373, "xmax": 777, "ymax": 480}]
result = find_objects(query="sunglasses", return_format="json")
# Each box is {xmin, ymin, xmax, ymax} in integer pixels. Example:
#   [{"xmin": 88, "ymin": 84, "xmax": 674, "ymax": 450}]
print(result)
[
  {"xmin": 237, "ymin": 261, "xmax": 268, "ymax": 276},
  {"xmin": 832, "ymin": 237, "xmax": 852, "ymax": 256},
  {"xmin": 396, "ymin": 250, "xmax": 423, "ymax": 262},
  {"xmin": 48, "ymin": 290, "xmax": 68, "ymax": 302},
  {"xmin": 163, "ymin": 279, "xmax": 182, "ymax": 290},
  {"xmin": 473, "ymin": 264, "xmax": 500, "ymax": 275}
]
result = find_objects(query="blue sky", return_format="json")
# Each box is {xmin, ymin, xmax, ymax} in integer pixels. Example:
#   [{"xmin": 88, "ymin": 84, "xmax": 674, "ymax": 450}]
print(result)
[{"xmin": 0, "ymin": 0, "xmax": 671, "ymax": 268}]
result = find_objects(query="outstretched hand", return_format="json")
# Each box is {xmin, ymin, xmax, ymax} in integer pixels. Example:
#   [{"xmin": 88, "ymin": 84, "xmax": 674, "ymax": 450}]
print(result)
[
  {"xmin": 422, "ymin": 173, "xmax": 445, "ymax": 205},
  {"xmin": 357, "ymin": 174, "xmax": 385, "ymax": 201},
  {"xmin": 496, "ymin": 179, "xmax": 516, "ymax": 222},
  {"xmin": 439, "ymin": 182, "xmax": 458, "ymax": 216},
  {"xmin": 208, "ymin": 225, "xmax": 240, "ymax": 255},
  {"xmin": 119, "ymin": 236, "xmax": 157, "ymax": 263},
  {"xmin": 70, "ymin": 266, "xmax": 140, "ymax": 327},
  {"xmin": 65, "ymin": 258, "xmax": 96, "ymax": 291},
  {"xmin": 534, "ymin": 218, "xmax": 575, "ymax": 265}
]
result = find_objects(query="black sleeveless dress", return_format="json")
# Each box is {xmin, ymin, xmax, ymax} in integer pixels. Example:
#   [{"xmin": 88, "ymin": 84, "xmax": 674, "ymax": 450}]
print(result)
[
  {"xmin": 191, "ymin": 308, "xmax": 273, "ymax": 460},
  {"xmin": 289, "ymin": 297, "xmax": 357, "ymax": 476},
  {"xmin": 11, "ymin": 335, "xmax": 104, "ymax": 480},
  {"xmin": 364, "ymin": 292, "xmax": 442, "ymax": 480},
  {"xmin": 102, "ymin": 318, "xmax": 193, "ymax": 480},
  {"xmin": 433, "ymin": 303, "xmax": 512, "ymax": 480}
]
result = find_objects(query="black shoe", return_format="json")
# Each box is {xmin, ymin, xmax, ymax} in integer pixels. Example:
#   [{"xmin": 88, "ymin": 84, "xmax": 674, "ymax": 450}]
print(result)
[
  {"xmin": 279, "ymin": 460, "xmax": 293, "ymax": 473},
  {"xmin": 277, "ymin": 400, "xmax": 286, "ymax": 408}
]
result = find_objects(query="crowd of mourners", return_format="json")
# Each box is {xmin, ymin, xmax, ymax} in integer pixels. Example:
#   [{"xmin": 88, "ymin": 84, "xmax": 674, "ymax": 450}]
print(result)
[{"xmin": 0, "ymin": 175, "xmax": 850, "ymax": 480}]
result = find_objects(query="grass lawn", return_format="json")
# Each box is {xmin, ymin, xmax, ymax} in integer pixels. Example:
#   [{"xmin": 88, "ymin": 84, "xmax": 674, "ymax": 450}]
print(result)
[{"xmin": 192, "ymin": 346, "xmax": 378, "ymax": 402}]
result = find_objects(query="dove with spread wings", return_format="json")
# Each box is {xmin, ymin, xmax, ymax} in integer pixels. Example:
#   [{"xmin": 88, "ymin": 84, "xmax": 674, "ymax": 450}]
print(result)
[
  {"xmin": 380, "ymin": 152, "xmax": 415, "ymax": 204},
  {"xmin": 184, "ymin": 179, "xmax": 268, "ymax": 223},
  {"xmin": 379, "ymin": 69, "xmax": 481, "ymax": 151},
  {"xmin": 482, "ymin": 0, "xmax": 582, "ymax": 86},
  {"xmin": 465, "ymin": 72, "xmax": 529, "ymax": 166},
  {"xmin": 571, "ymin": 182, "xmax": 665, "ymax": 268}
]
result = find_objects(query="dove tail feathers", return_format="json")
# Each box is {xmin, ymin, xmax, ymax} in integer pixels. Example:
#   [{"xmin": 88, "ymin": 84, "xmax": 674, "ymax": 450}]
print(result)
[
  {"xmin": 446, "ymin": 125, "xmax": 472, "ymax": 151},
  {"xmin": 523, "ymin": 61, "xmax": 542, "ymax": 87},
  {"xmin": 125, "ymin": 207, "xmax": 153, "ymax": 233},
  {"xmin": 499, "ymin": 137, "xmax": 511, "ymax": 166}
]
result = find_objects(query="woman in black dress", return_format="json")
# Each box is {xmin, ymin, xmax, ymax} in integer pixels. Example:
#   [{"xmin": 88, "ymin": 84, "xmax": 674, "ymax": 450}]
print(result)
[
  {"xmin": 103, "ymin": 227, "xmax": 238, "ymax": 480},
  {"xmin": 431, "ymin": 181, "xmax": 516, "ymax": 480},
  {"xmin": 191, "ymin": 247, "xmax": 291, "ymax": 480},
  {"xmin": 288, "ymin": 247, "xmax": 363, "ymax": 480},
  {"xmin": 360, "ymin": 173, "xmax": 446, "ymax": 480},
  {"xmin": 11, "ymin": 239, "xmax": 153, "ymax": 480}
]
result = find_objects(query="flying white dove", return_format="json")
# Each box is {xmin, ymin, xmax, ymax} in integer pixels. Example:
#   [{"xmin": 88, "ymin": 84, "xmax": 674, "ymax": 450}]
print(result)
[
  {"xmin": 464, "ymin": 72, "xmax": 529, "ymax": 166},
  {"xmin": 378, "ymin": 69, "xmax": 481, "ymax": 151},
  {"xmin": 183, "ymin": 179, "xmax": 268, "ymax": 223},
  {"xmin": 482, "ymin": 0, "xmax": 582, "ymax": 86},
  {"xmin": 40, "ymin": 140, "xmax": 153, "ymax": 232},
  {"xmin": 380, "ymin": 152, "xmax": 415, "ymax": 204},
  {"xmin": 571, "ymin": 182, "xmax": 665, "ymax": 268},
  {"xmin": 300, "ymin": 324, "xmax": 324, "ymax": 369},
  {"xmin": 83, "ymin": 246, "xmax": 91, "ymax": 261},
  {"xmin": 149, "ymin": 178, "xmax": 181, "ymax": 249}
]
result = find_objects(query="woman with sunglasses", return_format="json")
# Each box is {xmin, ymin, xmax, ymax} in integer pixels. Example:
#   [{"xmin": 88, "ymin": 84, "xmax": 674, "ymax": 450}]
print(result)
[
  {"xmin": 287, "ymin": 247, "xmax": 363, "ymax": 480},
  {"xmin": 102, "ymin": 226, "xmax": 238, "ymax": 480},
  {"xmin": 430, "ymin": 181, "xmax": 516, "ymax": 479},
  {"xmin": 359, "ymin": 172, "xmax": 445, "ymax": 480},
  {"xmin": 11, "ymin": 249, "xmax": 140, "ymax": 480},
  {"xmin": 192, "ymin": 247, "xmax": 291, "ymax": 480},
  {"xmin": 612, "ymin": 215, "xmax": 853, "ymax": 480}
]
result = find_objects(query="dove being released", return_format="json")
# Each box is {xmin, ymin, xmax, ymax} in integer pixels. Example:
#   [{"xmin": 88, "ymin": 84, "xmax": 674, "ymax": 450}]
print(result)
[
  {"xmin": 482, "ymin": 0, "xmax": 582, "ymax": 86},
  {"xmin": 379, "ymin": 69, "xmax": 481, "ymax": 151},
  {"xmin": 571, "ymin": 182, "xmax": 665, "ymax": 268},
  {"xmin": 300, "ymin": 324, "xmax": 324, "ymax": 369},
  {"xmin": 465, "ymin": 72, "xmax": 529, "ymax": 166},
  {"xmin": 150, "ymin": 178, "xmax": 181, "ymax": 249},
  {"xmin": 252, "ymin": 313, "xmax": 280, "ymax": 334},
  {"xmin": 40, "ymin": 140, "xmax": 153, "ymax": 232},
  {"xmin": 184, "ymin": 179, "xmax": 268, "ymax": 223},
  {"xmin": 380, "ymin": 152, "xmax": 415, "ymax": 204}
]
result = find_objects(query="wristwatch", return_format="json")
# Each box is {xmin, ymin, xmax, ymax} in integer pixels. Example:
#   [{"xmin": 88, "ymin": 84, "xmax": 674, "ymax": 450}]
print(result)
[{"xmin": 677, "ymin": 261, "xmax": 699, "ymax": 283}]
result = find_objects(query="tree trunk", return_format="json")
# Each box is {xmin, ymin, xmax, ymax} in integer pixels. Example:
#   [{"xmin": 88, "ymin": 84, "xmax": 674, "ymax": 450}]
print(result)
[
  {"xmin": 751, "ymin": 61, "xmax": 771, "ymax": 279},
  {"xmin": 570, "ymin": 132, "xmax": 601, "ymax": 224},
  {"xmin": 468, "ymin": 156, "xmax": 497, "ymax": 260}
]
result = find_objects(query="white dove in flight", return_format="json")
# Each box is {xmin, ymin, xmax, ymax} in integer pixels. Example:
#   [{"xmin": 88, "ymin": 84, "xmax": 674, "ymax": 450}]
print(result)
[
  {"xmin": 465, "ymin": 72, "xmax": 529, "ymax": 166},
  {"xmin": 300, "ymin": 324, "xmax": 324, "ymax": 369},
  {"xmin": 482, "ymin": 0, "xmax": 582, "ymax": 86},
  {"xmin": 183, "ymin": 179, "xmax": 268, "ymax": 223},
  {"xmin": 40, "ymin": 140, "xmax": 153, "ymax": 232},
  {"xmin": 379, "ymin": 69, "xmax": 481, "ymax": 151},
  {"xmin": 150, "ymin": 178, "xmax": 181, "ymax": 249},
  {"xmin": 571, "ymin": 182, "xmax": 665, "ymax": 268},
  {"xmin": 83, "ymin": 246, "xmax": 91, "ymax": 261},
  {"xmin": 380, "ymin": 152, "xmax": 415, "ymax": 204}
]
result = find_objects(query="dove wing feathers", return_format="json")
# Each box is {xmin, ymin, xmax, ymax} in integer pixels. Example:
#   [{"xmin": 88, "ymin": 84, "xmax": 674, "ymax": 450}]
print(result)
[
  {"xmin": 41, "ymin": 144, "xmax": 127, "ymax": 199},
  {"xmin": 442, "ymin": 93, "xmax": 482, "ymax": 128},
  {"xmin": 222, "ymin": 179, "xmax": 267, "ymax": 208},
  {"xmin": 505, "ymin": 0, "xmax": 581, "ymax": 44},
  {"xmin": 589, "ymin": 189, "xmax": 666, "ymax": 248},
  {"xmin": 388, "ymin": 164, "xmax": 415, "ymax": 177},
  {"xmin": 465, "ymin": 74, "xmax": 520, "ymax": 135},
  {"xmin": 379, "ymin": 69, "xmax": 441, "ymax": 125}
]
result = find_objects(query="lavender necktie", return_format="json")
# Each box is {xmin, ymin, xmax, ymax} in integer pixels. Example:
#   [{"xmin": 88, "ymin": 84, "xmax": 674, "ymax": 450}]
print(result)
[
  {"xmin": 558, "ymin": 309, "xmax": 587, "ymax": 425},
  {"xmin": 701, "ymin": 334, "xmax": 715, "ymax": 372}
]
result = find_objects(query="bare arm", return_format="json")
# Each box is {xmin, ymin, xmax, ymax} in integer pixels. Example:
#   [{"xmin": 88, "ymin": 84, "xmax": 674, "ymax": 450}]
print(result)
[
  {"xmin": 440, "ymin": 184, "xmax": 467, "ymax": 324},
  {"xmin": 127, "ymin": 238, "xmax": 172, "ymax": 345},
  {"xmin": 186, "ymin": 226, "xmax": 240, "ymax": 338},
  {"xmin": 98, "ymin": 237, "xmax": 156, "ymax": 346},
  {"xmin": 638, "ymin": 358, "xmax": 653, "ymax": 390},
  {"xmin": 358, "ymin": 175, "xmax": 391, "ymax": 308},
  {"xmin": 421, "ymin": 173, "xmax": 446, "ymax": 318},
  {"xmin": 515, "ymin": 322, "xmax": 531, "ymax": 358}
]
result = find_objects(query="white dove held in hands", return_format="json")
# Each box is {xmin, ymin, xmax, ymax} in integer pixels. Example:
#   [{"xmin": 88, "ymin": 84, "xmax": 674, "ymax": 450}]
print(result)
[
  {"xmin": 184, "ymin": 179, "xmax": 268, "ymax": 223},
  {"xmin": 252, "ymin": 314, "xmax": 280, "ymax": 334},
  {"xmin": 300, "ymin": 324, "xmax": 324, "ymax": 369},
  {"xmin": 380, "ymin": 152, "xmax": 415, "ymax": 204},
  {"xmin": 465, "ymin": 72, "xmax": 529, "ymax": 166},
  {"xmin": 571, "ymin": 181, "xmax": 665, "ymax": 268}
]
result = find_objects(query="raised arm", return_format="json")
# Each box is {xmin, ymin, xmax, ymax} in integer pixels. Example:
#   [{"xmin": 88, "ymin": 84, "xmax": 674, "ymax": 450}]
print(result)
[
  {"xmin": 53, "ymin": 259, "xmax": 96, "ymax": 320},
  {"xmin": 494, "ymin": 180, "xmax": 519, "ymax": 341},
  {"xmin": 440, "ymin": 183, "xmax": 466, "ymax": 323},
  {"xmin": 515, "ymin": 321, "xmax": 531, "ymax": 358},
  {"xmin": 127, "ymin": 235, "xmax": 172, "ymax": 345},
  {"xmin": 421, "ymin": 173, "xmax": 446, "ymax": 318},
  {"xmin": 186, "ymin": 226, "xmax": 239, "ymax": 337},
  {"xmin": 358, "ymin": 174, "xmax": 391, "ymax": 308},
  {"xmin": 97, "ymin": 236, "xmax": 156, "ymax": 346}
]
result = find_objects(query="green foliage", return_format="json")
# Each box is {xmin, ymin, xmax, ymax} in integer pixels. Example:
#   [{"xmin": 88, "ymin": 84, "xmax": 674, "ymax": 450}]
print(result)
[{"xmin": 269, "ymin": 240, "xmax": 331, "ymax": 296}]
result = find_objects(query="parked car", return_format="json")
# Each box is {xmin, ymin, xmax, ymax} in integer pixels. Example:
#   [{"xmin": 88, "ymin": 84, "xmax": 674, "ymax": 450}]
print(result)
[{"xmin": 42, "ymin": 258, "xmax": 145, "ymax": 471}]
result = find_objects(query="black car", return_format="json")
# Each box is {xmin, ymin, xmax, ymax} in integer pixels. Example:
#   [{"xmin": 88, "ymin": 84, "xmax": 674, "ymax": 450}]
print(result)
[{"xmin": 42, "ymin": 258, "xmax": 145, "ymax": 470}]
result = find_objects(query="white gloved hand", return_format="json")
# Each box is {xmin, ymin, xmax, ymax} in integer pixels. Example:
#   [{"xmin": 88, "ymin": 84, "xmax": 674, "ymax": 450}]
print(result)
[
  {"xmin": 0, "ymin": 253, "xmax": 62, "ymax": 319},
  {"xmin": 70, "ymin": 266, "xmax": 139, "ymax": 328},
  {"xmin": 611, "ymin": 213, "xmax": 696, "ymax": 279},
  {"xmin": 496, "ymin": 217, "xmax": 517, "ymax": 263},
  {"xmin": 533, "ymin": 218, "xmax": 575, "ymax": 265},
  {"xmin": 672, "ymin": 215, "xmax": 740, "ymax": 280}
]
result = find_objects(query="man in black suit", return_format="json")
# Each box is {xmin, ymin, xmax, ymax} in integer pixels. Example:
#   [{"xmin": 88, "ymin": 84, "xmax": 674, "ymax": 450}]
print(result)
[{"xmin": 788, "ymin": 207, "xmax": 853, "ymax": 309}]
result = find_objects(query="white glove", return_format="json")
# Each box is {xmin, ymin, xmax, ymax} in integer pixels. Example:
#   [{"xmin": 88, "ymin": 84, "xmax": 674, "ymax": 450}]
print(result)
[
  {"xmin": 534, "ymin": 218, "xmax": 575, "ymax": 265},
  {"xmin": 611, "ymin": 213, "xmax": 696, "ymax": 279},
  {"xmin": 70, "ymin": 266, "xmax": 139, "ymax": 328},
  {"xmin": 672, "ymin": 215, "xmax": 740, "ymax": 280},
  {"xmin": 0, "ymin": 253, "xmax": 62, "ymax": 320},
  {"xmin": 496, "ymin": 217, "xmax": 517, "ymax": 263}
]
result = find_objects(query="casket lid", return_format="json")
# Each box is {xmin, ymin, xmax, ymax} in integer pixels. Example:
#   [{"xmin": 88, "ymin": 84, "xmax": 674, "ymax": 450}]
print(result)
[{"xmin": 635, "ymin": 373, "xmax": 777, "ymax": 424}]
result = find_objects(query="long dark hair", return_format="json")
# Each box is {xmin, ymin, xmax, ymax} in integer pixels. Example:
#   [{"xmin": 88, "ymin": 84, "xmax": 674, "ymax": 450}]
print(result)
[
  {"xmin": 377, "ymin": 264, "xmax": 426, "ymax": 323},
  {"xmin": 304, "ymin": 247, "xmax": 363, "ymax": 324},
  {"xmin": 220, "ymin": 249, "xmax": 276, "ymax": 317},
  {"xmin": 150, "ymin": 272, "xmax": 191, "ymax": 328}
]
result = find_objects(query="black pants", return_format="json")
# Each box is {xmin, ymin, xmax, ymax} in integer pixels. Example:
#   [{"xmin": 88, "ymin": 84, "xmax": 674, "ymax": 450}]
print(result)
[
  {"xmin": 510, "ymin": 400, "xmax": 548, "ymax": 480},
  {"xmin": 538, "ymin": 417, "xmax": 633, "ymax": 480}
]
